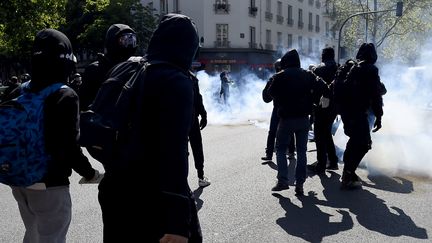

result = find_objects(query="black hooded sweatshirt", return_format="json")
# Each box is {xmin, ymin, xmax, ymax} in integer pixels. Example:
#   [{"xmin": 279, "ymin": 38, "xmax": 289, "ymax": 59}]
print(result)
[
  {"xmin": 30, "ymin": 29, "xmax": 95, "ymax": 187},
  {"xmin": 79, "ymin": 24, "xmax": 136, "ymax": 110},
  {"xmin": 269, "ymin": 49, "xmax": 328, "ymax": 118},
  {"xmin": 99, "ymin": 14, "xmax": 200, "ymax": 240}
]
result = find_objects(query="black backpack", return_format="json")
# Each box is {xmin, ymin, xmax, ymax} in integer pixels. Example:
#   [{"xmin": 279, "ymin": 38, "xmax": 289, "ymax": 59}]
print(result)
[
  {"xmin": 79, "ymin": 57, "xmax": 170, "ymax": 164},
  {"xmin": 332, "ymin": 59, "xmax": 360, "ymax": 111}
]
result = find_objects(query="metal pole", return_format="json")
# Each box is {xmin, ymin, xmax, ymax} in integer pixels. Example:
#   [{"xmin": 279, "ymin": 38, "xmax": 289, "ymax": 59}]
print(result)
[{"xmin": 365, "ymin": 0, "xmax": 368, "ymax": 42}]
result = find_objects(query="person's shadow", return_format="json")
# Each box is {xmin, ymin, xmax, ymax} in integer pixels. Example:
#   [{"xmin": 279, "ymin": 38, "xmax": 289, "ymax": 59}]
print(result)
[
  {"xmin": 315, "ymin": 171, "xmax": 427, "ymax": 239},
  {"xmin": 362, "ymin": 174, "xmax": 414, "ymax": 194},
  {"xmin": 273, "ymin": 192, "xmax": 353, "ymax": 242}
]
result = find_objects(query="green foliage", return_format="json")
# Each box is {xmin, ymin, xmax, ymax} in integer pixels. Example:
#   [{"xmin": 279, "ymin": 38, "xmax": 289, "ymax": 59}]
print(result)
[{"xmin": 329, "ymin": 0, "xmax": 432, "ymax": 64}]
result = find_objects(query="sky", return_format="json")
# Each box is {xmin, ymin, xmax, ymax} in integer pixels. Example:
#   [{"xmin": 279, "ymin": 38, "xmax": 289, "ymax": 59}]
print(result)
[{"xmin": 196, "ymin": 42, "xmax": 432, "ymax": 178}]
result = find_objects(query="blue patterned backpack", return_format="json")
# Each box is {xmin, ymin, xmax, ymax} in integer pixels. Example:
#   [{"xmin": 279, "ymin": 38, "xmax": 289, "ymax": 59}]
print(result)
[{"xmin": 0, "ymin": 81, "xmax": 66, "ymax": 187}]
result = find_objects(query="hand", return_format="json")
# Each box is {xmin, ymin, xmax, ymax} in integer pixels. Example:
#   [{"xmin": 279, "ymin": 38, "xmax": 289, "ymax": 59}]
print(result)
[
  {"xmin": 159, "ymin": 234, "xmax": 188, "ymax": 243},
  {"xmin": 372, "ymin": 117, "xmax": 382, "ymax": 132},
  {"xmin": 199, "ymin": 116, "xmax": 207, "ymax": 130},
  {"xmin": 319, "ymin": 96, "xmax": 330, "ymax": 108}
]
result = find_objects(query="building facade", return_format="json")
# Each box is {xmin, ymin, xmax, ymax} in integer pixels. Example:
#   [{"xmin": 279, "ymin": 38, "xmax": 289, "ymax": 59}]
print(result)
[{"xmin": 141, "ymin": 0, "xmax": 337, "ymax": 74}]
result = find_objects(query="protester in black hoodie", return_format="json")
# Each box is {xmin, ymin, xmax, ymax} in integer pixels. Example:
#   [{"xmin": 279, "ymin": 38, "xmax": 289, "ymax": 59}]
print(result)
[
  {"xmin": 98, "ymin": 14, "xmax": 202, "ymax": 243},
  {"xmin": 307, "ymin": 47, "xmax": 339, "ymax": 173},
  {"xmin": 338, "ymin": 43, "xmax": 384, "ymax": 189},
  {"xmin": 79, "ymin": 24, "xmax": 137, "ymax": 110},
  {"xmin": 269, "ymin": 49, "xmax": 329, "ymax": 196},
  {"xmin": 10, "ymin": 28, "xmax": 99, "ymax": 243}
]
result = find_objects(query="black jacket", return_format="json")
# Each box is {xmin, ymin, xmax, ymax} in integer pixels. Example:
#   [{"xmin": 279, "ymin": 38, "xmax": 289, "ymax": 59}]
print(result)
[
  {"xmin": 269, "ymin": 49, "xmax": 328, "ymax": 118},
  {"xmin": 30, "ymin": 29, "xmax": 95, "ymax": 187},
  {"xmin": 103, "ymin": 14, "xmax": 200, "ymax": 240}
]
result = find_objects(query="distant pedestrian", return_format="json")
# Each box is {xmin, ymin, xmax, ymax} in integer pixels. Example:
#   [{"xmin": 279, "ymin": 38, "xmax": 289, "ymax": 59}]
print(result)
[
  {"xmin": 219, "ymin": 71, "xmax": 233, "ymax": 104},
  {"xmin": 68, "ymin": 72, "xmax": 82, "ymax": 92}
]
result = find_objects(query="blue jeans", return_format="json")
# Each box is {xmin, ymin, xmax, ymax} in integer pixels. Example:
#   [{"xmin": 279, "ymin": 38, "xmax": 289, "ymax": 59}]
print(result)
[{"xmin": 275, "ymin": 117, "xmax": 309, "ymax": 186}]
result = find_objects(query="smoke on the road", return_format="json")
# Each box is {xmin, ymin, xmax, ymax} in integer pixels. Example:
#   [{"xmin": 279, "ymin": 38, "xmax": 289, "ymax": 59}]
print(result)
[{"xmin": 196, "ymin": 46, "xmax": 432, "ymax": 177}]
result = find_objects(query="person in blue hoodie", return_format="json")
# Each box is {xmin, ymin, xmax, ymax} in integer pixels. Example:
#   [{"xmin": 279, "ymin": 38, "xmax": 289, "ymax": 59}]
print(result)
[{"xmin": 97, "ymin": 14, "xmax": 202, "ymax": 243}]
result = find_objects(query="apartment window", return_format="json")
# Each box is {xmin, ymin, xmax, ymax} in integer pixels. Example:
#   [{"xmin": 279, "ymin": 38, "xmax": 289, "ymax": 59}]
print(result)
[
  {"xmin": 308, "ymin": 12, "xmax": 313, "ymax": 31},
  {"xmin": 265, "ymin": 0, "xmax": 273, "ymax": 21},
  {"xmin": 249, "ymin": 26, "xmax": 257, "ymax": 48},
  {"xmin": 287, "ymin": 5, "xmax": 293, "ymax": 26},
  {"xmin": 249, "ymin": 0, "xmax": 258, "ymax": 16},
  {"xmin": 160, "ymin": 0, "xmax": 168, "ymax": 16},
  {"xmin": 215, "ymin": 0, "xmax": 230, "ymax": 14},
  {"xmin": 315, "ymin": 15, "xmax": 320, "ymax": 32},
  {"xmin": 173, "ymin": 0, "xmax": 179, "ymax": 13},
  {"xmin": 315, "ymin": 39, "xmax": 320, "ymax": 53},
  {"xmin": 276, "ymin": 1, "xmax": 283, "ymax": 24},
  {"xmin": 287, "ymin": 34, "xmax": 293, "ymax": 49},
  {"xmin": 277, "ymin": 32, "xmax": 282, "ymax": 48},
  {"xmin": 265, "ymin": 29, "xmax": 273, "ymax": 50},
  {"xmin": 308, "ymin": 38, "xmax": 313, "ymax": 54},
  {"xmin": 298, "ymin": 9, "xmax": 303, "ymax": 29},
  {"xmin": 308, "ymin": 0, "xmax": 314, "ymax": 5},
  {"xmin": 298, "ymin": 36, "xmax": 303, "ymax": 51},
  {"xmin": 216, "ymin": 24, "xmax": 229, "ymax": 47}
]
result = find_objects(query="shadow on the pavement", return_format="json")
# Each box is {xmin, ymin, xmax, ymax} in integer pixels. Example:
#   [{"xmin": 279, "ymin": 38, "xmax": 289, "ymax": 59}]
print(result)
[
  {"xmin": 273, "ymin": 192, "xmax": 353, "ymax": 242},
  {"xmin": 362, "ymin": 174, "xmax": 414, "ymax": 194},
  {"xmin": 263, "ymin": 158, "xmax": 297, "ymax": 186},
  {"xmin": 193, "ymin": 187, "xmax": 204, "ymax": 211},
  {"xmin": 273, "ymin": 171, "xmax": 428, "ymax": 241}
]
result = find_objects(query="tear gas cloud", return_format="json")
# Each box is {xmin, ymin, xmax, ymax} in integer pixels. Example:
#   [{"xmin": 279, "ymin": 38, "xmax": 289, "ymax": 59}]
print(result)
[{"xmin": 196, "ymin": 44, "xmax": 432, "ymax": 177}]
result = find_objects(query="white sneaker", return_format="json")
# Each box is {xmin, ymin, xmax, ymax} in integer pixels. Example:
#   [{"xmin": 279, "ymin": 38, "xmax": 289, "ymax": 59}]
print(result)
[{"xmin": 198, "ymin": 177, "xmax": 211, "ymax": 187}]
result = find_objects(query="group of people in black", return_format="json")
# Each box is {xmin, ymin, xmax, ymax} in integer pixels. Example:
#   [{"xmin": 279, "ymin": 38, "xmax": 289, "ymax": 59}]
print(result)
[{"xmin": 261, "ymin": 44, "xmax": 384, "ymax": 194}]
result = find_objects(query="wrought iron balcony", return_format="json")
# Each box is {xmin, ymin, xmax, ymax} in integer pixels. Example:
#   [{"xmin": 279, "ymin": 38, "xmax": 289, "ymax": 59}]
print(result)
[{"xmin": 214, "ymin": 40, "xmax": 231, "ymax": 48}]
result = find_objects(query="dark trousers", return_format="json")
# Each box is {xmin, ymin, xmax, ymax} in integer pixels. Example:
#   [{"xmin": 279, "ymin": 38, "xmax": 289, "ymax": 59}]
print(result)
[
  {"xmin": 189, "ymin": 116, "xmax": 204, "ymax": 179},
  {"xmin": 313, "ymin": 108, "xmax": 339, "ymax": 168},
  {"xmin": 341, "ymin": 113, "xmax": 372, "ymax": 177},
  {"xmin": 265, "ymin": 106, "xmax": 295, "ymax": 157}
]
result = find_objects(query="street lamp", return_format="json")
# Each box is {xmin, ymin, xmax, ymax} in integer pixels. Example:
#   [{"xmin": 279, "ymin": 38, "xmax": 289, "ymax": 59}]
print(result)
[{"xmin": 337, "ymin": 1, "xmax": 403, "ymax": 64}]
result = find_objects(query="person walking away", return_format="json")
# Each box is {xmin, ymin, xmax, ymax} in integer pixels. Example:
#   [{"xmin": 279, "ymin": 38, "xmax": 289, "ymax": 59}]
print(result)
[
  {"xmin": 97, "ymin": 14, "xmax": 202, "ymax": 243},
  {"xmin": 336, "ymin": 43, "xmax": 384, "ymax": 189},
  {"xmin": 261, "ymin": 59, "xmax": 296, "ymax": 161},
  {"xmin": 79, "ymin": 24, "xmax": 137, "ymax": 111},
  {"xmin": 307, "ymin": 47, "xmax": 339, "ymax": 173},
  {"xmin": 219, "ymin": 71, "xmax": 232, "ymax": 104},
  {"xmin": 269, "ymin": 49, "xmax": 329, "ymax": 196},
  {"xmin": 9, "ymin": 28, "xmax": 100, "ymax": 243}
]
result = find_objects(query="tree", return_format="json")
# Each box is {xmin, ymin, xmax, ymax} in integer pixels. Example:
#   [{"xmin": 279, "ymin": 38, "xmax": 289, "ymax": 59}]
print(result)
[{"xmin": 328, "ymin": 0, "xmax": 432, "ymax": 64}]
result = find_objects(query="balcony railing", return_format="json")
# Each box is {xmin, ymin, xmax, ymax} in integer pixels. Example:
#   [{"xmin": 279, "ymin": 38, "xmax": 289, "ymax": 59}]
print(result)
[
  {"xmin": 308, "ymin": 0, "xmax": 314, "ymax": 5},
  {"xmin": 265, "ymin": 11, "xmax": 273, "ymax": 21},
  {"xmin": 276, "ymin": 15, "xmax": 284, "ymax": 24},
  {"xmin": 298, "ymin": 21, "xmax": 304, "ymax": 29},
  {"xmin": 214, "ymin": 3, "xmax": 230, "ymax": 14},
  {"xmin": 214, "ymin": 40, "xmax": 230, "ymax": 48},
  {"xmin": 249, "ymin": 42, "xmax": 258, "ymax": 49},
  {"xmin": 308, "ymin": 24, "xmax": 314, "ymax": 31},
  {"xmin": 265, "ymin": 43, "xmax": 273, "ymax": 50},
  {"xmin": 249, "ymin": 6, "xmax": 258, "ymax": 16},
  {"xmin": 316, "ymin": 0, "xmax": 321, "ymax": 8},
  {"xmin": 315, "ymin": 26, "xmax": 320, "ymax": 32},
  {"xmin": 287, "ymin": 18, "xmax": 294, "ymax": 26}
]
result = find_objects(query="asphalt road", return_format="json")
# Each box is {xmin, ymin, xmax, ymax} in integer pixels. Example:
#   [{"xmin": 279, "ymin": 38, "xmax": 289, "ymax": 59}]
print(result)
[{"xmin": 1, "ymin": 124, "xmax": 431, "ymax": 242}]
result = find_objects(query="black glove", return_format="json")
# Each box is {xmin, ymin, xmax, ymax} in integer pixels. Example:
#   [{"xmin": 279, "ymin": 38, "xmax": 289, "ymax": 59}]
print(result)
[
  {"xmin": 199, "ymin": 116, "xmax": 207, "ymax": 130},
  {"xmin": 372, "ymin": 116, "xmax": 382, "ymax": 133}
]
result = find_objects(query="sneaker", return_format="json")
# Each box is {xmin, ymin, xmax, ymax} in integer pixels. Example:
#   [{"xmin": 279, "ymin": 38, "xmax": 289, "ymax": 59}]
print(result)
[
  {"xmin": 261, "ymin": 155, "xmax": 272, "ymax": 161},
  {"xmin": 198, "ymin": 177, "xmax": 211, "ymax": 187},
  {"xmin": 326, "ymin": 163, "xmax": 339, "ymax": 170},
  {"xmin": 295, "ymin": 184, "xmax": 304, "ymax": 196},
  {"xmin": 272, "ymin": 181, "xmax": 289, "ymax": 191},
  {"xmin": 307, "ymin": 162, "xmax": 325, "ymax": 174}
]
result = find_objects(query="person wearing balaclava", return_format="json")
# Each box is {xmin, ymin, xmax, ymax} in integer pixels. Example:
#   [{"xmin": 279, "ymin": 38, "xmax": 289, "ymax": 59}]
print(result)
[
  {"xmin": 268, "ymin": 49, "xmax": 329, "ymax": 196},
  {"xmin": 338, "ymin": 43, "xmax": 384, "ymax": 190},
  {"xmin": 307, "ymin": 47, "xmax": 340, "ymax": 174},
  {"xmin": 10, "ymin": 28, "xmax": 99, "ymax": 243},
  {"xmin": 79, "ymin": 23, "xmax": 137, "ymax": 110},
  {"xmin": 97, "ymin": 14, "xmax": 202, "ymax": 243}
]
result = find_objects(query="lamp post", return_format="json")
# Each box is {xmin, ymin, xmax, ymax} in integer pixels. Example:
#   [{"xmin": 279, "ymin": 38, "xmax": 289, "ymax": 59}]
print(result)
[{"xmin": 337, "ymin": 1, "xmax": 403, "ymax": 64}]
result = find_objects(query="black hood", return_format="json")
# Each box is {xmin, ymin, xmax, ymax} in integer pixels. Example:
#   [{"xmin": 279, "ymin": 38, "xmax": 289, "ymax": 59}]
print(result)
[
  {"xmin": 146, "ymin": 14, "xmax": 199, "ymax": 71},
  {"xmin": 280, "ymin": 49, "xmax": 301, "ymax": 69},
  {"xmin": 356, "ymin": 43, "xmax": 377, "ymax": 64},
  {"xmin": 105, "ymin": 24, "xmax": 136, "ymax": 63},
  {"xmin": 31, "ymin": 28, "xmax": 76, "ymax": 91},
  {"xmin": 321, "ymin": 47, "xmax": 335, "ymax": 62}
]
